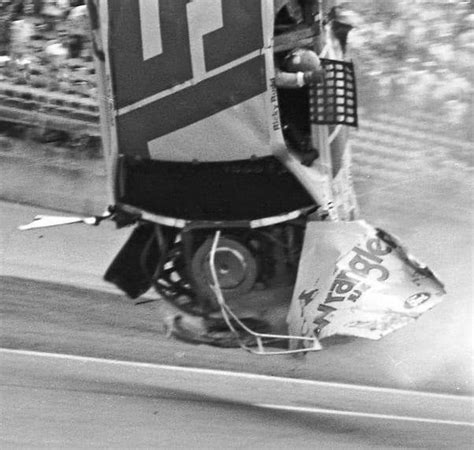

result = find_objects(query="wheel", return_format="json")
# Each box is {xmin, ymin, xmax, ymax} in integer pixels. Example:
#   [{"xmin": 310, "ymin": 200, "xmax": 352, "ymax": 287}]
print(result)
[{"xmin": 191, "ymin": 236, "xmax": 258, "ymax": 300}]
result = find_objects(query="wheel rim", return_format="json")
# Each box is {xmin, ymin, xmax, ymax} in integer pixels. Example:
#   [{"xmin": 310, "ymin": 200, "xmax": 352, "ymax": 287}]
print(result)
[{"xmin": 191, "ymin": 237, "xmax": 258, "ymax": 298}]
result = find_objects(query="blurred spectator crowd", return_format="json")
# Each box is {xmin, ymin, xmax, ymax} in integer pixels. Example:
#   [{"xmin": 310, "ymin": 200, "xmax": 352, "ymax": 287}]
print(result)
[
  {"xmin": 0, "ymin": 0, "xmax": 96, "ymax": 99},
  {"xmin": 0, "ymin": 0, "xmax": 472, "ymax": 138},
  {"xmin": 344, "ymin": 0, "xmax": 473, "ymax": 136}
]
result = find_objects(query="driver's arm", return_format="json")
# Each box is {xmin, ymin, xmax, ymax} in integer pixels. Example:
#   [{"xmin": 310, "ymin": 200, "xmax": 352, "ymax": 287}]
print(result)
[{"xmin": 275, "ymin": 68, "xmax": 324, "ymax": 88}]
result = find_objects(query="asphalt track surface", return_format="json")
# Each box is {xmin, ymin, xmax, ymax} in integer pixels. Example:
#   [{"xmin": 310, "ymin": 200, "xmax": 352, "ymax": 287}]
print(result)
[
  {"xmin": 2, "ymin": 349, "xmax": 473, "ymax": 448},
  {"xmin": 1, "ymin": 115, "xmax": 473, "ymax": 447}
]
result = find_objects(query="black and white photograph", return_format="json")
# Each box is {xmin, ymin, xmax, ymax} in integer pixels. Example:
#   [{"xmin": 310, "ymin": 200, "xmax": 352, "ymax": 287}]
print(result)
[{"xmin": 1, "ymin": 0, "xmax": 473, "ymax": 448}]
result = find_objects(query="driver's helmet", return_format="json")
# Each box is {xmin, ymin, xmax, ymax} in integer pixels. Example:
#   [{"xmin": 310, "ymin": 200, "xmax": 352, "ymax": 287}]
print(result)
[{"xmin": 283, "ymin": 48, "xmax": 321, "ymax": 73}]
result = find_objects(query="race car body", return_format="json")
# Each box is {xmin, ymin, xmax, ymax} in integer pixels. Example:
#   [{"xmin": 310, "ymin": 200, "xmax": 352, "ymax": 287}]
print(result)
[
  {"xmin": 93, "ymin": 0, "xmax": 354, "ymax": 224},
  {"xmin": 20, "ymin": 0, "xmax": 445, "ymax": 353}
]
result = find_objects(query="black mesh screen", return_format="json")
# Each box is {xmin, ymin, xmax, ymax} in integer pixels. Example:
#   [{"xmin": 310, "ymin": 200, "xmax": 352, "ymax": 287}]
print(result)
[{"xmin": 311, "ymin": 58, "xmax": 358, "ymax": 127}]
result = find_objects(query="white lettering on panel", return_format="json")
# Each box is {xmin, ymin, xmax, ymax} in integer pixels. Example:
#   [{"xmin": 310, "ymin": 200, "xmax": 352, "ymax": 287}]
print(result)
[
  {"xmin": 139, "ymin": 0, "xmax": 163, "ymax": 61},
  {"xmin": 186, "ymin": 0, "xmax": 223, "ymax": 80}
]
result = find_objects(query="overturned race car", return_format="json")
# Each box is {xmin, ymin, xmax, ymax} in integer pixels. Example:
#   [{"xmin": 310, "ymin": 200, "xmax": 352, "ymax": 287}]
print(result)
[{"xmin": 20, "ymin": 0, "xmax": 446, "ymax": 354}]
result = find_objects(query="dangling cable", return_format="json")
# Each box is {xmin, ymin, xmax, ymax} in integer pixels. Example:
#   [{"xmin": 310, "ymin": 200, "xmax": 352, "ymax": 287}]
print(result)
[{"xmin": 208, "ymin": 231, "xmax": 322, "ymax": 355}]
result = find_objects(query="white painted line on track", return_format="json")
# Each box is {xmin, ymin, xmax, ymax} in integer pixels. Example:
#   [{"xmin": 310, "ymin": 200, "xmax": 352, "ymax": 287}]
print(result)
[
  {"xmin": 257, "ymin": 404, "xmax": 473, "ymax": 427},
  {"xmin": 0, "ymin": 348, "xmax": 470, "ymax": 400},
  {"xmin": 0, "ymin": 347, "xmax": 465, "ymax": 399},
  {"xmin": 2, "ymin": 348, "xmax": 473, "ymax": 427}
]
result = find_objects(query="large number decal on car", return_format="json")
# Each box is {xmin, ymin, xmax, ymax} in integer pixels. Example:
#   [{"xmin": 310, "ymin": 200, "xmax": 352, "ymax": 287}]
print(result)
[{"xmin": 108, "ymin": 0, "xmax": 267, "ymax": 157}]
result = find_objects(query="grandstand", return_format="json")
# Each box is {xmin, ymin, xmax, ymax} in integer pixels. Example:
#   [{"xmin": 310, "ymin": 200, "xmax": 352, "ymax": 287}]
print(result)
[{"xmin": 0, "ymin": 0, "xmax": 100, "ymax": 136}]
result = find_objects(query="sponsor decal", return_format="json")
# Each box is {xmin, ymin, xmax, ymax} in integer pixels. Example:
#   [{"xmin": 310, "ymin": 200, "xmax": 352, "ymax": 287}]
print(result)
[
  {"xmin": 405, "ymin": 292, "xmax": 431, "ymax": 309},
  {"xmin": 293, "ymin": 236, "xmax": 393, "ymax": 339},
  {"xmin": 317, "ymin": 237, "xmax": 392, "ymax": 311},
  {"xmin": 297, "ymin": 287, "xmax": 319, "ymax": 337},
  {"xmin": 287, "ymin": 221, "xmax": 446, "ymax": 344},
  {"xmin": 270, "ymin": 77, "xmax": 281, "ymax": 131}
]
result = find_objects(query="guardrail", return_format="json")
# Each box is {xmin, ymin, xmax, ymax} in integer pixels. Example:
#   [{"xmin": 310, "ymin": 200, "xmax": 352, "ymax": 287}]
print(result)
[{"xmin": 0, "ymin": 80, "xmax": 100, "ymax": 135}]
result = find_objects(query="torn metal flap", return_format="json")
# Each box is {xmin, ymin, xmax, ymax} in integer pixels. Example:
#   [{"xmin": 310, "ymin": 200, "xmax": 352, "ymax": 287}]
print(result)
[{"xmin": 287, "ymin": 220, "xmax": 446, "ymax": 345}]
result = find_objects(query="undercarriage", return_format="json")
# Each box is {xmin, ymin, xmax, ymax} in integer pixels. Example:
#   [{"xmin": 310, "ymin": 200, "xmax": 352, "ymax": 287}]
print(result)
[{"xmin": 104, "ymin": 213, "xmax": 321, "ymax": 352}]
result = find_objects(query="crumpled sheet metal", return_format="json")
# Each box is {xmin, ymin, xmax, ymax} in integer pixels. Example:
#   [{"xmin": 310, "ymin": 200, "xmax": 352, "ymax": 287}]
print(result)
[{"xmin": 287, "ymin": 220, "xmax": 446, "ymax": 344}]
